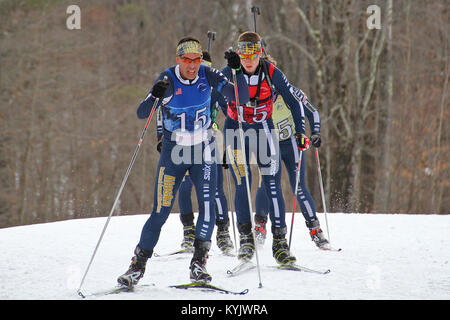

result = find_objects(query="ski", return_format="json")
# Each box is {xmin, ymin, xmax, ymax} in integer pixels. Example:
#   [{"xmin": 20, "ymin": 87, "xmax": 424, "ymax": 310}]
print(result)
[
  {"xmin": 271, "ymin": 263, "xmax": 330, "ymax": 275},
  {"xmin": 226, "ymin": 260, "xmax": 256, "ymax": 277},
  {"xmin": 153, "ymin": 249, "xmax": 192, "ymax": 257},
  {"xmin": 78, "ymin": 283, "xmax": 154, "ymax": 298},
  {"xmin": 319, "ymin": 245, "xmax": 342, "ymax": 252},
  {"xmin": 170, "ymin": 282, "xmax": 249, "ymax": 295}
]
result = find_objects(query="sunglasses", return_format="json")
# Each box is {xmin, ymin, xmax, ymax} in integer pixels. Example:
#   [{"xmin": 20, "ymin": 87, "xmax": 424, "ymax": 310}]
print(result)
[
  {"xmin": 180, "ymin": 56, "xmax": 202, "ymax": 64},
  {"xmin": 238, "ymin": 52, "xmax": 261, "ymax": 60}
]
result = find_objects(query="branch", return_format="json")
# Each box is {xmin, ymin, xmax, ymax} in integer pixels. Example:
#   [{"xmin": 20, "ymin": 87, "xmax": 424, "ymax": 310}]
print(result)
[
  {"xmin": 264, "ymin": 34, "xmax": 318, "ymax": 68},
  {"xmin": 361, "ymin": 27, "xmax": 387, "ymax": 116},
  {"xmin": 354, "ymin": 29, "xmax": 371, "ymax": 107},
  {"xmin": 338, "ymin": 104, "xmax": 353, "ymax": 139},
  {"xmin": 288, "ymin": 0, "xmax": 322, "ymax": 50}
]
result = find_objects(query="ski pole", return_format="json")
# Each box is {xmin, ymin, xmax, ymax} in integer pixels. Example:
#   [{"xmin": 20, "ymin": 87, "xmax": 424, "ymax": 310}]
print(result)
[
  {"xmin": 224, "ymin": 150, "xmax": 238, "ymax": 255},
  {"xmin": 207, "ymin": 31, "xmax": 216, "ymax": 53},
  {"xmin": 288, "ymin": 149, "xmax": 303, "ymax": 251},
  {"xmin": 249, "ymin": 6, "xmax": 275, "ymax": 97},
  {"xmin": 314, "ymin": 148, "xmax": 331, "ymax": 243},
  {"xmin": 302, "ymin": 100, "xmax": 331, "ymax": 242},
  {"xmin": 77, "ymin": 79, "xmax": 166, "ymax": 297},
  {"xmin": 207, "ymin": 30, "xmax": 237, "ymax": 250},
  {"xmin": 231, "ymin": 67, "xmax": 263, "ymax": 288},
  {"xmin": 250, "ymin": 6, "xmax": 268, "ymax": 56},
  {"xmin": 251, "ymin": 6, "xmax": 260, "ymax": 33}
]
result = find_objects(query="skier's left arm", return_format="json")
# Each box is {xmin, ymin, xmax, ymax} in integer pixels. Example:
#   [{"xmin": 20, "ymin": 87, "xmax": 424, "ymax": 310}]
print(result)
[
  {"xmin": 213, "ymin": 89, "xmax": 229, "ymax": 116},
  {"xmin": 210, "ymin": 88, "xmax": 228, "ymax": 120},
  {"xmin": 205, "ymin": 66, "xmax": 250, "ymax": 105},
  {"xmin": 291, "ymin": 86, "xmax": 321, "ymax": 135},
  {"xmin": 271, "ymin": 67, "xmax": 306, "ymax": 135},
  {"xmin": 300, "ymin": 92, "xmax": 322, "ymax": 147},
  {"xmin": 206, "ymin": 50, "xmax": 249, "ymax": 105}
]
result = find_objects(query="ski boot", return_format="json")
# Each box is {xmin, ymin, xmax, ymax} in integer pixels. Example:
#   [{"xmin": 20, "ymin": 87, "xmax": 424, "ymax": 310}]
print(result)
[
  {"xmin": 237, "ymin": 222, "xmax": 255, "ymax": 261},
  {"xmin": 189, "ymin": 239, "xmax": 212, "ymax": 283},
  {"xmin": 254, "ymin": 214, "xmax": 268, "ymax": 247},
  {"xmin": 272, "ymin": 227, "xmax": 297, "ymax": 265},
  {"xmin": 306, "ymin": 219, "xmax": 329, "ymax": 249},
  {"xmin": 216, "ymin": 220, "xmax": 234, "ymax": 255},
  {"xmin": 180, "ymin": 213, "xmax": 195, "ymax": 252},
  {"xmin": 117, "ymin": 246, "xmax": 152, "ymax": 287}
]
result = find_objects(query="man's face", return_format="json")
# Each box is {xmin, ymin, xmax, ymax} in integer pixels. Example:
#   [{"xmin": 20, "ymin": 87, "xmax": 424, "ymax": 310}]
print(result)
[{"xmin": 176, "ymin": 53, "xmax": 202, "ymax": 80}]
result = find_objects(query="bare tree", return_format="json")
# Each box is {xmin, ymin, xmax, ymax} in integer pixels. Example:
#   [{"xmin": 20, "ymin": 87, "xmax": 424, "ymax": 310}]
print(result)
[{"xmin": 0, "ymin": 0, "xmax": 448, "ymax": 228}]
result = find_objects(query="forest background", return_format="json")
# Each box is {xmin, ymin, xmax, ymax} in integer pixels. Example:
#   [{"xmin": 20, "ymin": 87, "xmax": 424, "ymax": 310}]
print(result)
[{"xmin": 0, "ymin": 0, "xmax": 448, "ymax": 228}]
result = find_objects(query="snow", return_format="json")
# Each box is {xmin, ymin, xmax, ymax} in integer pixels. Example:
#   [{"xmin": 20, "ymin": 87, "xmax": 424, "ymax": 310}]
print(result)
[{"xmin": 1, "ymin": 213, "xmax": 449, "ymax": 300}]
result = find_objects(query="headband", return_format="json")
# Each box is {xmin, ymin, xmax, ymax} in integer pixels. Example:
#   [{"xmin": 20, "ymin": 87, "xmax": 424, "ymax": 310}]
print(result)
[
  {"xmin": 202, "ymin": 60, "xmax": 212, "ymax": 67},
  {"xmin": 237, "ymin": 41, "xmax": 262, "ymax": 55},
  {"xmin": 176, "ymin": 40, "xmax": 202, "ymax": 56}
]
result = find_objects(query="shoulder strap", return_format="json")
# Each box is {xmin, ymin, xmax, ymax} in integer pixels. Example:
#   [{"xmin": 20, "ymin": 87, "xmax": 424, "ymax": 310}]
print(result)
[
  {"xmin": 249, "ymin": 59, "xmax": 276, "ymax": 106},
  {"xmin": 261, "ymin": 58, "xmax": 275, "ymax": 91},
  {"xmin": 259, "ymin": 58, "xmax": 275, "ymax": 104},
  {"xmin": 252, "ymin": 63, "xmax": 265, "ymax": 104}
]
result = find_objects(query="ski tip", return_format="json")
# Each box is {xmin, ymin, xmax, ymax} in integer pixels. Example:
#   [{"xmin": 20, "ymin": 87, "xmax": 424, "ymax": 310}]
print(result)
[
  {"xmin": 320, "ymin": 246, "xmax": 342, "ymax": 252},
  {"xmin": 170, "ymin": 282, "xmax": 248, "ymax": 295}
]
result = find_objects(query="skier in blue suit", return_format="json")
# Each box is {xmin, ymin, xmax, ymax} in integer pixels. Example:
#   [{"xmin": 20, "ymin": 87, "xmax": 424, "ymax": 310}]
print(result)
[
  {"xmin": 173, "ymin": 51, "xmax": 235, "ymax": 255},
  {"xmin": 118, "ymin": 37, "xmax": 248, "ymax": 286}
]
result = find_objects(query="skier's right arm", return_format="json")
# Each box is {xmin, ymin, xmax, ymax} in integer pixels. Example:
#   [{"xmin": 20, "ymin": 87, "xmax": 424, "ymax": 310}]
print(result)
[
  {"xmin": 155, "ymin": 106, "xmax": 163, "ymax": 152},
  {"xmin": 137, "ymin": 72, "xmax": 172, "ymax": 119}
]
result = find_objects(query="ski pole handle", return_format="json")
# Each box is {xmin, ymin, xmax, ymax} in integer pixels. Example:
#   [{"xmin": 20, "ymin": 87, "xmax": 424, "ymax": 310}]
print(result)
[
  {"xmin": 207, "ymin": 31, "xmax": 216, "ymax": 53},
  {"xmin": 251, "ymin": 6, "xmax": 260, "ymax": 33}
]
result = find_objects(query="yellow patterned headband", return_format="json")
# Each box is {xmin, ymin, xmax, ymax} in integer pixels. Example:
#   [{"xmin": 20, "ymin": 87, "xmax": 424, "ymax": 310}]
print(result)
[
  {"xmin": 202, "ymin": 60, "xmax": 212, "ymax": 67},
  {"xmin": 237, "ymin": 41, "xmax": 262, "ymax": 55},
  {"xmin": 176, "ymin": 41, "xmax": 203, "ymax": 56}
]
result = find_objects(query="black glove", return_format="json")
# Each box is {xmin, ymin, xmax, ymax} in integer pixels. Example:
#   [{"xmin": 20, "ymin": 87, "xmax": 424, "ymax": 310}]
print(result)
[
  {"xmin": 295, "ymin": 133, "xmax": 310, "ymax": 151},
  {"xmin": 156, "ymin": 138, "xmax": 162, "ymax": 153},
  {"xmin": 310, "ymin": 132, "xmax": 321, "ymax": 148},
  {"xmin": 224, "ymin": 49, "xmax": 241, "ymax": 70},
  {"xmin": 222, "ymin": 151, "xmax": 229, "ymax": 169},
  {"xmin": 151, "ymin": 79, "xmax": 170, "ymax": 98}
]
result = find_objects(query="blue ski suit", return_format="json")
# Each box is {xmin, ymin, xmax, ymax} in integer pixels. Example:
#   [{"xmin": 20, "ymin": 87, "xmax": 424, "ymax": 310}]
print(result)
[{"xmin": 136, "ymin": 64, "xmax": 249, "ymax": 252}]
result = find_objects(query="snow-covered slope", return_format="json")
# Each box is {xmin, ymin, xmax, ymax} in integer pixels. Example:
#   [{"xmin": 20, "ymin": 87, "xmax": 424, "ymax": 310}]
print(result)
[{"xmin": 1, "ymin": 213, "xmax": 449, "ymax": 300}]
